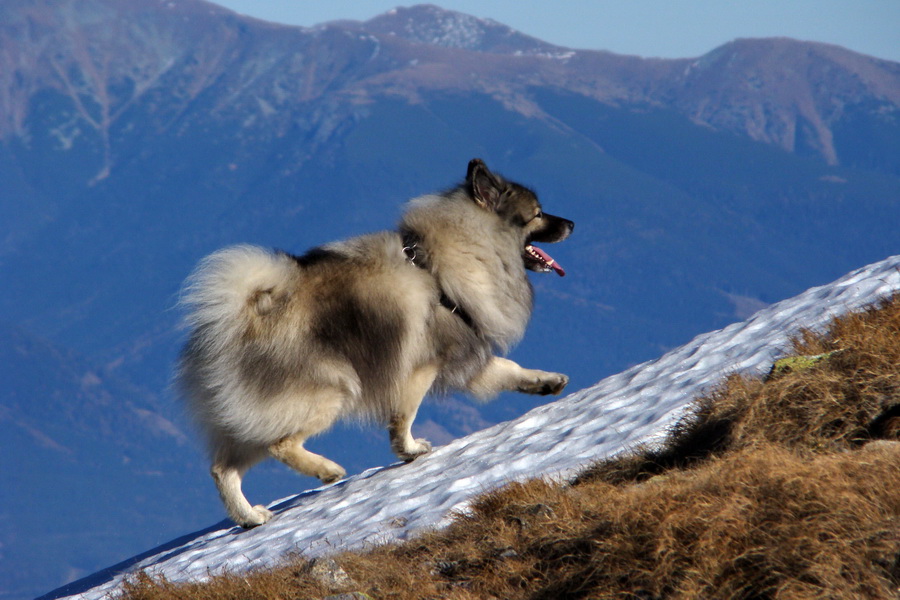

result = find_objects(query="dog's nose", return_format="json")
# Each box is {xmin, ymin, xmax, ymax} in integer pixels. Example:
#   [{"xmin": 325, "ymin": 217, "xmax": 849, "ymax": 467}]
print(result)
[{"xmin": 557, "ymin": 218, "xmax": 574, "ymax": 238}]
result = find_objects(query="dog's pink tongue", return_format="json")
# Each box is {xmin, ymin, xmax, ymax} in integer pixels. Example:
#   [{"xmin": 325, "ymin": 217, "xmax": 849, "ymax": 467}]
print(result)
[{"xmin": 531, "ymin": 245, "xmax": 566, "ymax": 277}]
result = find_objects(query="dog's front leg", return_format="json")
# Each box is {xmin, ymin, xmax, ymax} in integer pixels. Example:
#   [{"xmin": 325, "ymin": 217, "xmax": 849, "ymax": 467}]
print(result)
[
  {"xmin": 389, "ymin": 363, "xmax": 438, "ymax": 462},
  {"xmin": 467, "ymin": 356, "xmax": 568, "ymax": 400}
]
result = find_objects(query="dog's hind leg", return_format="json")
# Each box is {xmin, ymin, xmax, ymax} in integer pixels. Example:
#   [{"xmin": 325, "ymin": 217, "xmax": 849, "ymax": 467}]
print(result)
[
  {"xmin": 211, "ymin": 448, "xmax": 272, "ymax": 528},
  {"xmin": 389, "ymin": 363, "xmax": 439, "ymax": 462},
  {"xmin": 467, "ymin": 356, "xmax": 569, "ymax": 400},
  {"xmin": 268, "ymin": 386, "xmax": 349, "ymax": 484},
  {"xmin": 269, "ymin": 433, "xmax": 347, "ymax": 484}
]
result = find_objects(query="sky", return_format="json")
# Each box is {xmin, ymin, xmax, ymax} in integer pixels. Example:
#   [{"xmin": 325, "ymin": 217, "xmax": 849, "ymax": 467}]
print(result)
[{"xmin": 207, "ymin": 0, "xmax": 900, "ymax": 62}]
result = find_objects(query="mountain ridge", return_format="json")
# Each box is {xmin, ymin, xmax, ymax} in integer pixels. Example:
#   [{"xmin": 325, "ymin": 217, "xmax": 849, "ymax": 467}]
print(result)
[{"xmin": 2, "ymin": 1, "xmax": 898, "ymax": 168}]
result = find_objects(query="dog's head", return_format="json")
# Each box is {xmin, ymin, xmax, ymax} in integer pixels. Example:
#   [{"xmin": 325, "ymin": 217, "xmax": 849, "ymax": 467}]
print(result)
[{"xmin": 466, "ymin": 158, "xmax": 574, "ymax": 276}]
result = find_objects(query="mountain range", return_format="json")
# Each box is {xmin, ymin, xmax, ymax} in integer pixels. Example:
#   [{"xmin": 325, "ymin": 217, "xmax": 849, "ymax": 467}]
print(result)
[{"xmin": 1, "ymin": 1, "xmax": 899, "ymax": 598}]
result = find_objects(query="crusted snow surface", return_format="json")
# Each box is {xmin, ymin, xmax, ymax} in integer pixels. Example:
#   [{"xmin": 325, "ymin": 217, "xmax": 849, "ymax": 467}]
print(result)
[{"xmin": 53, "ymin": 255, "xmax": 900, "ymax": 599}]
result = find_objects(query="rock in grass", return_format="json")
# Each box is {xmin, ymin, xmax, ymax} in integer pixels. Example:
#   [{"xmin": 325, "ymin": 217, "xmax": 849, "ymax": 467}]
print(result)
[{"xmin": 308, "ymin": 557, "xmax": 355, "ymax": 589}]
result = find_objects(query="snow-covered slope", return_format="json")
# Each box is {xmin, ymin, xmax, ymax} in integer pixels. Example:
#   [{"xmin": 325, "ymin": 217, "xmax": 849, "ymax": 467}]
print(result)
[{"xmin": 47, "ymin": 255, "xmax": 900, "ymax": 600}]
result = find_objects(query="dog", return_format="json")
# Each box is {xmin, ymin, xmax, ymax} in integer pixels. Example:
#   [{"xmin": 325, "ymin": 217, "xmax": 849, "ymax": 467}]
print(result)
[{"xmin": 178, "ymin": 159, "xmax": 573, "ymax": 527}]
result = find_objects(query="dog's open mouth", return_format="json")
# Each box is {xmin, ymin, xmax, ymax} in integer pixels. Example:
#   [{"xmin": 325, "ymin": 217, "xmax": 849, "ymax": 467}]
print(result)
[{"xmin": 524, "ymin": 244, "xmax": 565, "ymax": 276}]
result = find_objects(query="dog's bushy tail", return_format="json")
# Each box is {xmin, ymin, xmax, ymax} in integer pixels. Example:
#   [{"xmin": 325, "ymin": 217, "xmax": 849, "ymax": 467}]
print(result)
[{"xmin": 180, "ymin": 245, "xmax": 292, "ymax": 348}]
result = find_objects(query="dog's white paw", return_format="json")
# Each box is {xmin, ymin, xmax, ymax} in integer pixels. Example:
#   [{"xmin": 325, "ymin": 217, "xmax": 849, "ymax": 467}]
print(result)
[
  {"xmin": 239, "ymin": 505, "xmax": 273, "ymax": 528},
  {"xmin": 544, "ymin": 373, "xmax": 569, "ymax": 395},
  {"xmin": 398, "ymin": 438, "xmax": 432, "ymax": 462},
  {"xmin": 318, "ymin": 463, "xmax": 347, "ymax": 485},
  {"xmin": 519, "ymin": 372, "xmax": 569, "ymax": 396}
]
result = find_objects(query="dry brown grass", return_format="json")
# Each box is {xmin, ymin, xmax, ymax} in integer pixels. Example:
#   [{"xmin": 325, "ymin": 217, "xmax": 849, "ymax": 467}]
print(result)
[{"xmin": 121, "ymin": 296, "xmax": 900, "ymax": 600}]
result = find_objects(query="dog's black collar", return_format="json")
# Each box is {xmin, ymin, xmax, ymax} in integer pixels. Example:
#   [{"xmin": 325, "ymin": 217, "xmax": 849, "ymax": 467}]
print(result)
[{"xmin": 401, "ymin": 229, "xmax": 477, "ymax": 331}]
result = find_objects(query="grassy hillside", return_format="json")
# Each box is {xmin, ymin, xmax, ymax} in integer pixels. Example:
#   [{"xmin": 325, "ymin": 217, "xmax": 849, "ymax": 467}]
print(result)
[{"xmin": 119, "ymin": 295, "xmax": 900, "ymax": 599}]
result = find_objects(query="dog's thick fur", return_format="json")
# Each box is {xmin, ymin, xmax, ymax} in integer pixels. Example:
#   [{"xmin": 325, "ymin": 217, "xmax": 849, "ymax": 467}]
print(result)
[{"xmin": 178, "ymin": 159, "xmax": 573, "ymax": 527}]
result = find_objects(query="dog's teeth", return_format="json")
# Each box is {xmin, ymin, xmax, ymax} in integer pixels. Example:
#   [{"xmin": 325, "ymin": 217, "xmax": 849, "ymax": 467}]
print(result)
[{"xmin": 525, "ymin": 245, "xmax": 544, "ymax": 262}]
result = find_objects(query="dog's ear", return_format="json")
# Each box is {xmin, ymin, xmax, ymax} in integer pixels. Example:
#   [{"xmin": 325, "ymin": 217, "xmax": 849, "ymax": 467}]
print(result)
[{"xmin": 467, "ymin": 158, "xmax": 502, "ymax": 211}]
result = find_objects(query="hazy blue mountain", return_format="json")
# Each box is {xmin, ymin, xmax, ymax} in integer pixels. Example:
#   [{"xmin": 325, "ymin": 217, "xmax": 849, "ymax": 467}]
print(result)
[
  {"xmin": 0, "ymin": 322, "xmax": 208, "ymax": 596},
  {"xmin": 1, "ymin": 1, "xmax": 899, "ymax": 597}
]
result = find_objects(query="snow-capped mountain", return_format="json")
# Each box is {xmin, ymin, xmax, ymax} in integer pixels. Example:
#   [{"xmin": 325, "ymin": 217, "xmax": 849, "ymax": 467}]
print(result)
[
  {"xmin": 356, "ymin": 4, "xmax": 569, "ymax": 57},
  {"xmin": 44, "ymin": 255, "xmax": 900, "ymax": 600}
]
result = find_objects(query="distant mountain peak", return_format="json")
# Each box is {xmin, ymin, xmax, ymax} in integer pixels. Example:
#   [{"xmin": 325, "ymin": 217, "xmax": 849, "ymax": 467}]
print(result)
[
  {"xmin": 673, "ymin": 37, "xmax": 900, "ymax": 165},
  {"xmin": 361, "ymin": 4, "xmax": 568, "ymax": 56}
]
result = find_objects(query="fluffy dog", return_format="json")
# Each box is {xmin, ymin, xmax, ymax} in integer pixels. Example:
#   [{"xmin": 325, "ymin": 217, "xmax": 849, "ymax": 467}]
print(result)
[{"xmin": 178, "ymin": 159, "xmax": 573, "ymax": 527}]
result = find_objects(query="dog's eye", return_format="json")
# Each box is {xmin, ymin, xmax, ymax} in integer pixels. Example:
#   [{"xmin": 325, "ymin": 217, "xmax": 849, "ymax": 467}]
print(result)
[{"xmin": 534, "ymin": 210, "xmax": 543, "ymax": 220}]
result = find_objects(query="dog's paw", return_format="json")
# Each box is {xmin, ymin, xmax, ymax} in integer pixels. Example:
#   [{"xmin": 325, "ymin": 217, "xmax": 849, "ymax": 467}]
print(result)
[
  {"xmin": 519, "ymin": 372, "xmax": 569, "ymax": 396},
  {"xmin": 543, "ymin": 373, "xmax": 569, "ymax": 395},
  {"xmin": 397, "ymin": 438, "xmax": 432, "ymax": 462},
  {"xmin": 318, "ymin": 463, "xmax": 347, "ymax": 485},
  {"xmin": 239, "ymin": 505, "xmax": 274, "ymax": 528}
]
